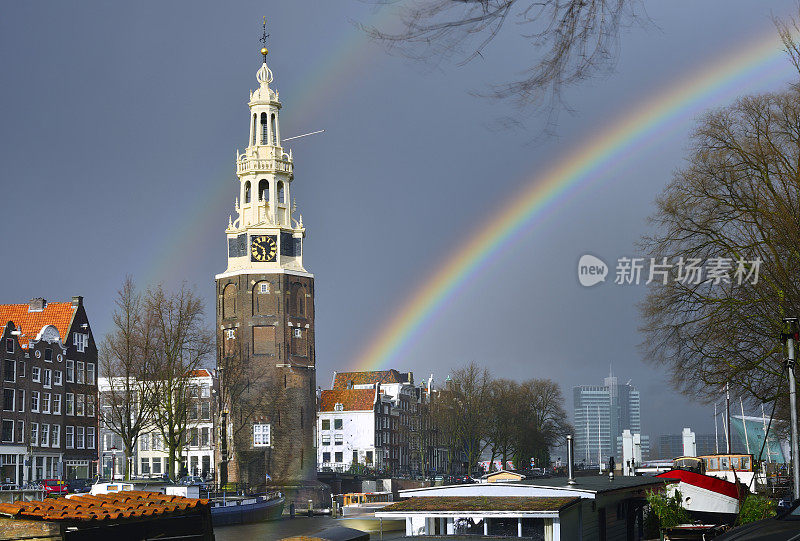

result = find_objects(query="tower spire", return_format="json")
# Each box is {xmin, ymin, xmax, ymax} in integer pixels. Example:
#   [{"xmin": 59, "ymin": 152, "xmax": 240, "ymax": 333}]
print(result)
[{"xmin": 259, "ymin": 16, "xmax": 270, "ymax": 62}]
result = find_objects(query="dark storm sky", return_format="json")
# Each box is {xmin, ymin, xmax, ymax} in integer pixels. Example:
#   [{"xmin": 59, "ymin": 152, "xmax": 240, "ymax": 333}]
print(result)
[{"xmin": 1, "ymin": 1, "xmax": 797, "ymax": 439}]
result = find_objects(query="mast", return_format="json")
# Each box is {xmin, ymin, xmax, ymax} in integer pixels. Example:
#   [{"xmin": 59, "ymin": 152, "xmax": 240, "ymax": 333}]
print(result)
[
  {"xmin": 726, "ymin": 383, "xmax": 732, "ymax": 454},
  {"xmin": 740, "ymin": 397, "xmax": 750, "ymax": 455},
  {"xmin": 714, "ymin": 402, "xmax": 719, "ymax": 454}
]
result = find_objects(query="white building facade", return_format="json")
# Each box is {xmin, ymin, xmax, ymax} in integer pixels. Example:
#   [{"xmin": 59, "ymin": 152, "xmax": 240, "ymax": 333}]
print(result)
[{"xmin": 99, "ymin": 370, "xmax": 215, "ymax": 480}]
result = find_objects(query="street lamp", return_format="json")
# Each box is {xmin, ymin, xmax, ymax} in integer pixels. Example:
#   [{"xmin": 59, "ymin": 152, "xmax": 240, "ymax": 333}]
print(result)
[
  {"xmin": 109, "ymin": 445, "xmax": 118, "ymax": 480},
  {"xmin": 782, "ymin": 318, "xmax": 800, "ymax": 501}
]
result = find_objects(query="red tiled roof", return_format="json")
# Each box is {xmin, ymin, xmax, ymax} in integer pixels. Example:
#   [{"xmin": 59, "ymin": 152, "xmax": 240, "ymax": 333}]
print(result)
[
  {"xmin": 0, "ymin": 301, "xmax": 76, "ymax": 348},
  {"xmin": 320, "ymin": 389, "xmax": 376, "ymax": 412},
  {"xmin": 188, "ymin": 369, "xmax": 212, "ymax": 378},
  {"xmin": 333, "ymin": 370, "xmax": 402, "ymax": 389},
  {"xmin": 0, "ymin": 491, "xmax": 208, "ymax": 522}
]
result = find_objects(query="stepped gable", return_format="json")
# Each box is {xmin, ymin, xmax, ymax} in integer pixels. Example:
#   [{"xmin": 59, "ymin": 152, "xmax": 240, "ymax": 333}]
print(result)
[
  {"xmin": 0, "ymin": 491, "xmax": 209, "ymax": 522},
  {"xmin": 332, "ymin": 369, "xmax": 402, "ymax": 389}
]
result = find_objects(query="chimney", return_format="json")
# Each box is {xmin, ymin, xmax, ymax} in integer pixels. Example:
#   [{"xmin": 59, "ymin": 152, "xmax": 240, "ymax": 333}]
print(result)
[
  {"xmin": 28, "ymin": 298, "xmax": 46, "ymax": 312},
  {"xmin": 71, "ymin": 296, "xmax": 83, "ymax": 308},
  {"xmin": 567, "ymin": 434, "xmax": 576, "ymax": 485}
]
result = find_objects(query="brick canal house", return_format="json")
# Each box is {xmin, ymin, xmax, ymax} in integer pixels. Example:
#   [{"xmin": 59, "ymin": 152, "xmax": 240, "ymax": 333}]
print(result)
[{"xmin": 0, "ymin": 297, "xmax": 98, "ymax": 485}]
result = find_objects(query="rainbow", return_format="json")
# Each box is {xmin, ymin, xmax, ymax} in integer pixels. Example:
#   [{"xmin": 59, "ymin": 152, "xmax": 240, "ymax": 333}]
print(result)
[{"xmin": 351, "ymin": 28, "xmax": 796, "ymax": 371}]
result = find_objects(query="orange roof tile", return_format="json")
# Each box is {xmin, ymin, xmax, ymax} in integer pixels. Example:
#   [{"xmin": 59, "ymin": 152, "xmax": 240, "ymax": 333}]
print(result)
[
  {"xmin": 188, "ymin": 369, "xmax": 212, "ymax": 378},
  {"xmin": 0, "ymin": 301, "xmax": 77, "ymax": 348},
  {"xmin": 0, "ymin": 491, "xmax": 208, "ymax": 522},
  {"xmin": 320, "ymin": 389, "xmax": 376, "ymax": 412},
  {"xmin": 333, "ymin": 370, "xmax": 403, "ymax": 389}
]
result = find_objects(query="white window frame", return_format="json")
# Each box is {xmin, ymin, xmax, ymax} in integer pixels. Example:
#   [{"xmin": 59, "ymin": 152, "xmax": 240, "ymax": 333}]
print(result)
[
  {"xmin": 76, "ymin": 426, "xmax": 85, "ymax": 449},
  {"xmin": 43, "ymin": 369, "xmax": 51, "ymax": 389},
  {"xmin": 253, "ymin": 423, "xmax": 271, "ymax": 447},
  {"xmin": 74, "ymin": 333, "xmax": 87, "ymax": 353},
  {"xmin": 17, "ymin": 390, "xmax": 24, "ymax": 413},
  {"xmin": 86, "ymin": 395, "xmax": 95, "ymax": 417},
  {"xmin": 42, "ymin": 393, "xmax": 50, "ymax": 414},
  {"xmin": 30, "ymin": 423, "xmax": 38, "ymax": 447},
  {"xmin": 51, "ymin": 425, "xmax": 60, "ymax": 447},
  {"xmin": 259, "ymin": 282, "xmax": 270, "ymax": 294},
  {"xmin": 52, "ymin": 394, "xmax": 61, "ymax": 415},
  {"xmin": 53, "ymin": 370, "xmax": 62, "ymax": 386},
  {"xmin": 40, "ymin": 423, "xmax": 49, "ymax": 447},
  {"xmin": 31, "ymin": 366, "xmax": 40, "ymax": 383},
  {"xmin": 65, "ymin": 393, "xmax": 74, "ymax": 416},
  {"xmin": 293, "ymin": 328, "xmax": 302, "ymax": 338},
  {"xmin": 76, "ymin": 394, "xmax": 84, "ymax": 416},
  {"xmin": 65, "ymin": 426, "xmax": 74, "ymax": 449},
  {"xmin": 17, "ymin": 420, "xmax": 24, "ymax": 444},
  {"xmin": 66, "ymin": 360, "xmax": 74, "ymax": 383},
  {"xmin": 87, "ymin": 427, "xmax": 95, "ymax": 449},
  {"xmin": 77, "ymin": 362, "xmax": 84, "ymax": 384},
  {"xmin": 2, "ymin": 388, "xmax": 14, "ymax": 412},
  {"xmin": 86, "ymin": 363, "xmax": 95, "ymax": 385},
  {"xmin": 30, "ymin": 391, "xmax": 39, "ymax": 413}
]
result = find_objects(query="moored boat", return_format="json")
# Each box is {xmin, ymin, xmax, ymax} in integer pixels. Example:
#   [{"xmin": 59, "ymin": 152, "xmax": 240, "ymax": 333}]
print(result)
[
  {"xmin": 657, "ymin": 468, "xmax": 742, "ymax": 520},
  {"xmin": 210, "ymin": 493, "xmax": 285, "ymax": 526}
]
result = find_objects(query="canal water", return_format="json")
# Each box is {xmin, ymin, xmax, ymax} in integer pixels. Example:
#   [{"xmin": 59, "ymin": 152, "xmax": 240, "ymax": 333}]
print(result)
[{"xmin": 214, "ymin": 516, "xmax": 406, "ymax": 541}]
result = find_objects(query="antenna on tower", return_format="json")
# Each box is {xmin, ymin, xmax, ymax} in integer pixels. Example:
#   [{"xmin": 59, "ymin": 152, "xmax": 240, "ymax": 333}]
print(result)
[{"xmin": 259, "ymin": 17, "xmax": 270, "ymax": 62}]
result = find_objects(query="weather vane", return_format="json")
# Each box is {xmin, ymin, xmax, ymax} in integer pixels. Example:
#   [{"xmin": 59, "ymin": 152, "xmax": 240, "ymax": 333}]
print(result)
[{"xmin": 259, "ymin": 16, "xmax": 269, "ymax": 62}]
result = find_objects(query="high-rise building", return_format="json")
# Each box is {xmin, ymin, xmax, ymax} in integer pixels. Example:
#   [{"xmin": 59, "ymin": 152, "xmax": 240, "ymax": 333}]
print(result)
[
  {"xmin": 573, "ymin": 373, "xmax": 645, "ymax": 466},
  {"xmin": 215, "ymin": 47, "xmax": 318, "ymax": 491}
]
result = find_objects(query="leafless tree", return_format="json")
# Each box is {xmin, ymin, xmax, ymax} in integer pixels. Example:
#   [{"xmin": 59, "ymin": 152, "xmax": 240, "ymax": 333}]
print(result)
[
  {"xmin": 216, "ymin": 332, "xmax": 276, "ymax": 486},
  {"xmin": 98, "ymin": 277, "xmax": 157, "ymax": 480},
  {"xmin": 486, "ymin": 378, "xmax": 519, "ymax": 470},
  {"xmin": 639, "ymin": 23, "xmax": 800, "ymax": 408},
  {"xmin": 435, "ymin": 362, "xmax": 491, "ymax": 473},
  {"xmin": 147, "ymin": 284, "xmax": 214, "ymax": 480},
  {"xmin": 362, "ymin": 0, "xmax": 641, "ymax": 116}
]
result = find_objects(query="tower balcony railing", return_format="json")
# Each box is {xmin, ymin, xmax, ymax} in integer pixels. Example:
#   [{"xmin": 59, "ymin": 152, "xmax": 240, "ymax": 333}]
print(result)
[{"xmin": 237, "ymin": 157, "xmax": 293, "ymax": 175}]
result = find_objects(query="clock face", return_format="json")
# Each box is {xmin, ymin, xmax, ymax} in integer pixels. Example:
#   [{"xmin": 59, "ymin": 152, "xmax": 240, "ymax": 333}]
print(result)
[{"xmin": 250, "ymin": 235, "xmax": 277, "ymax": 262}]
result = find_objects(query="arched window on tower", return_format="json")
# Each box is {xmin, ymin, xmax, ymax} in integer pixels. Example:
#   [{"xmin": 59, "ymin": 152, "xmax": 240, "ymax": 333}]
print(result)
[
  {"xmin": 251, "ymin": 114, "xmax": 256, "ymax": 146},
  {"xmin": 277, "ymin": 181, "xmax": 285, "ymax": 204},
  {"xmin": 258, "ymin": 179, "xmax": 269, "ymax": 201},
  {"xmin": 270, "ymin": 113, "xmax": 277, "ymax": 145},
  {"xmin": 260, "ymin": 112, "xmax": 268, "ymax": 144},
  {"xmin": 222, "ymin": 284, "xmax": 237, "ymax": 319},
  {"xmin": 244, "ymin": 181, "xmax": 251, "ymax": 204}
]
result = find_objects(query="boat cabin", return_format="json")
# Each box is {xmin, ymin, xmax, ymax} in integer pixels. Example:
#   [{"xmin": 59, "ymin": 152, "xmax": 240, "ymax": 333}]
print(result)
[
  {"xmin": 672, "ymin": 453, "xmax": 757, "ymax": 487},
  {"xmin": 343, "ymin": 491, "xmax": 393, "ymax": 507}
]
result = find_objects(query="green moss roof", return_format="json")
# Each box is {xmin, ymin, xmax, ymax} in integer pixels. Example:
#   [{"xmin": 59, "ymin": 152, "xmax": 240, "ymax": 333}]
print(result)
[{"xmin": 379, "ymin": 496, "xmax": 579, "ymax": 513}]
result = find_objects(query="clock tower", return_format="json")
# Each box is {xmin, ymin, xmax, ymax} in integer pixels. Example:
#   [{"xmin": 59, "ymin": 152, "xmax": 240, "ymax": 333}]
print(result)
[{"xmin": 215, "ymin": 47, "xmax": 318, "ymax": 491}]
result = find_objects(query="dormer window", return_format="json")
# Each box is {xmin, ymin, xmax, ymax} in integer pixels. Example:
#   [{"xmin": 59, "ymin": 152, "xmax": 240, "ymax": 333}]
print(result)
[
  {"xmin": 44, "ymin": 348, "xmax": 52, "ymax": 362},
  {"xmin": 334, "ymin": 403, "xmax": 343, "ymax": 412},
  {"xmin": 5, "ymin": 339, "xmax": 12, "ymax": 353}
]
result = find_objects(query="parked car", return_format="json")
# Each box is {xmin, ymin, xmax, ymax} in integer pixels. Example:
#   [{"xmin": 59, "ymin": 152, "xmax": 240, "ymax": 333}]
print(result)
[
  {"xmin": 454, "ymin": 475, "xmax": 476, "ymax": 484},
  {"xmin": 66, "ymin": 478, "xmax": 92, "ymax": 494},
  {"xmin": 42, "ymin": 479, "xmax": 68, "ymax": 496},
  {"xmin": 717, "ymin": 499, "xmax": 800, "ymax": 540},
  {"xmin": 178, "ymin": 476, "xmax": 209, "ymax": 491}
]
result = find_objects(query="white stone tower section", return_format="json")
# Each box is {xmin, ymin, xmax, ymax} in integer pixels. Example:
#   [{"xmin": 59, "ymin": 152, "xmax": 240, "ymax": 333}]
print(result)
[{"xmin": 220, "ymin": 58, "xmax": 307, "ymax": 277}]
